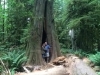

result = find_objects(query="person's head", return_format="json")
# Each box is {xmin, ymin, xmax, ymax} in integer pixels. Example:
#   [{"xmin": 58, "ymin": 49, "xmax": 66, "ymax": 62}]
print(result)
[{"xmin": 45, "ymin": 42, "xmax": 47, "ymax": 45}]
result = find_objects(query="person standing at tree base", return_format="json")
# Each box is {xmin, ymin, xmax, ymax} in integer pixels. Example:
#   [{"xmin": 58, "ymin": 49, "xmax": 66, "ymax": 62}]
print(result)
[{"xmin": 42, "ymin": 42, "xmax": 51, "ymax": 63}]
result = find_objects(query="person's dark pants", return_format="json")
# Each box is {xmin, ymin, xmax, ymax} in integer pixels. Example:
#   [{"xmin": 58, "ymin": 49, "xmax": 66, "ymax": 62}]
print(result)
[{"xmin": 42, "ymin": 50, "xmax": 49, "ymax": 63}]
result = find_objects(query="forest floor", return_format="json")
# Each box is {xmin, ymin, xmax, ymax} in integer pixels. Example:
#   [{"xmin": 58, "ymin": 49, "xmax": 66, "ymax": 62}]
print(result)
[{"xmin": 15, "ymin": 55, "xmax": 98, "ymax": 75}]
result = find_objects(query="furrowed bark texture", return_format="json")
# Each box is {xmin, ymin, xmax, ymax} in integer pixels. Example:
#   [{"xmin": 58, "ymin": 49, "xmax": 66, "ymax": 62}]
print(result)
[{"xmin": 26, "ymin": 0, "xmax": 61, "ymax": 65}]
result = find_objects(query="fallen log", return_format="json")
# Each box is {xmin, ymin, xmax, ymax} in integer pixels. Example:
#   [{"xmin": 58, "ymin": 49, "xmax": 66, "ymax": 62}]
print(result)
[
  {"xmin": 15, "ymin": 65, "xmax": 68, "ymax": 75},
  {"xmin": 15, "ymin": 56, "xmax": 97, "ymax": 75},
  {"xmin": 67, "ymin": 56, "xmax": 97, "ymax": 75}
]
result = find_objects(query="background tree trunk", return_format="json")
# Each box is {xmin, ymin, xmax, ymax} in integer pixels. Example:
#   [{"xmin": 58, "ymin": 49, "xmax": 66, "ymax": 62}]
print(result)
[{"xmin": 26, "ymin": 0, "xmax": 61, "ymax": 65}]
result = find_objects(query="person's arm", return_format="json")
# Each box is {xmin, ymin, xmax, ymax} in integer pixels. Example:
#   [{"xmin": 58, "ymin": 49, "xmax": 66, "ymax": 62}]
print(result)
[
  {"xmin": 42, "ymin": 45, "xmax": 44, "ymax": 48},
  {"xmin": 48, "ymin": 45, "xmax": 51, "ymax": 49},
  {"xmin": 42, "ymin": 44, "xmax": 45, "ymax": 50}
]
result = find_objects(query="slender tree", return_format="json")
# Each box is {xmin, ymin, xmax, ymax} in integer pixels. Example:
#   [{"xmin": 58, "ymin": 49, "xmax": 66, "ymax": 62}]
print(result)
[{"xmin": 26, "ymin": 0, "xmax": 61, "ymax": 65}]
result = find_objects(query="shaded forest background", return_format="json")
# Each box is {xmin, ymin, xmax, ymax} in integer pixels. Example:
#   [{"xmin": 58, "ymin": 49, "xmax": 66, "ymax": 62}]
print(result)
[{"xmin": 0, "ymin": 0, "xmax": 100, "ymax": 75}]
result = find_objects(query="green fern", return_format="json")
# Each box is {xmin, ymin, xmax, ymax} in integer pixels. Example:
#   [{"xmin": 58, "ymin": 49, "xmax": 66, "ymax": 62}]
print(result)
[
  {"xmin": 0, "ymin": 65, "xmax": 3, "ymax": 73},
  {"xmin": 97, "ymin": 72, "xmax": 100, "ymax": 75},
  {"xmin": 89, "ymin": 52, "xmax": 100, "ymax": 66},
  {"xmin": 1, "ymin": 50, "xmax": 27, "ymax": 71}
]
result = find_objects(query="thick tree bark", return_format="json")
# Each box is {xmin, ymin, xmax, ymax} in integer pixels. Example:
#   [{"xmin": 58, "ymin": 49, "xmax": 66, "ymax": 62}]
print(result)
[
  {"xmin": 26, "ymin": 0, "xmax": 61, "ymax": 65},
  {"xmin": 45, "ymin": 0, "xmax": 61, "ymax": 61}
]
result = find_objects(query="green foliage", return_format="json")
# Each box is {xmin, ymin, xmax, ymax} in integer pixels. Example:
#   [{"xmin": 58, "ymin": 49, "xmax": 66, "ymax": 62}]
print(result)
[
  {"xmin": 0, "ymin": 0, "xmax": 34, "ymax": 50},
  {"xmin": 74, "ymin": 50, "xmax": 88, "ymax": 58},
  {"xmin": 61, "ymin": 48, "xmax": 69, "ymax": 54},
  {"xmin": 7, "ymin": 0, "xmax": 33, "ymax": 46},
  {"xmin": 1, "ymin": 50, "xmax": 27, "ymax": 71},
  {"xmin": 97, "ymin": 72, "xmax": 100, "ymax": 75},
  {"xmin": 89, "ymin": 52, "xmax": 100, "ymax": 66},
  {"xmin": 54, "ymin": 0, "xmax": 100, "ymax": 51},
  {"xmin": 67, "ymin": 0, "xmax": 100, "ymax": 51},
  {"xmin": 0, "ymin": 65, "xmax": 3, "ymax": 73},
  {"xmin": 61, "ymin": 48, "xmax": 88, "ymax": 58},
  {"xmin": 54, "ymin": 0, "xmax": 71, "ymax": 48},
  {"xmin": 10, "ymin": 68, "xmax": 16, "ymax": 75}
]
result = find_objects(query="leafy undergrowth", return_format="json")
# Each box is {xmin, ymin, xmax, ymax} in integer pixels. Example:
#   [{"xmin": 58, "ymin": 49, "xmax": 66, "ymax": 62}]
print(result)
[
  {"xmin": 0, "ymin": 50, "xmax": 27, "ymax": 75},
  {"xmin": 88, "ymin": 52, "xmax": 100, "ymax": 74},
  {"xmin": 61, "ymin": 48, "xmax": 88, "ymax": 58},
  {"xmin": 89, "ymin": 52, "xmax": 100, "ymax": 66},
  {"xmin": 97, "ymin": 72, "xmax": 100, "ymax": 75}
]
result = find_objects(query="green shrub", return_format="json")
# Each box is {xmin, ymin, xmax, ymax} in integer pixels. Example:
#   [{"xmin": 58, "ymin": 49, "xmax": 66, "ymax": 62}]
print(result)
[
  {"xmin": 97, "ymin": 72, "xmax": 100, "ymax": 75},
  {"xmin": 1, "ymin": 50, "xmax": 27, "ymax": 72},
  {"xmin": 74, "ymin": 50, "xmax": 88, "ymax": 58},
  {"xmin": 0, "ymin": 65, "xmax": 3, "ymax": 73},
  {"xmin": 89, "ymin": 52, "xmax": 100, "ymax": 66},
  {"xmin": 61, "ymin": 48, "xmax": 69, "ymax": 54},
  {"xmin": 61, "ymin": 48, "xmax": 88, "ymax": 58}
]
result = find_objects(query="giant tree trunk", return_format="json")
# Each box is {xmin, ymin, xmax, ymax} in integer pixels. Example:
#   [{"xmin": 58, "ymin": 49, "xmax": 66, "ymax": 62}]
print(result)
[{"xmin": 26, "ymin": 0, "xmax": 61, "ymax": 65}]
